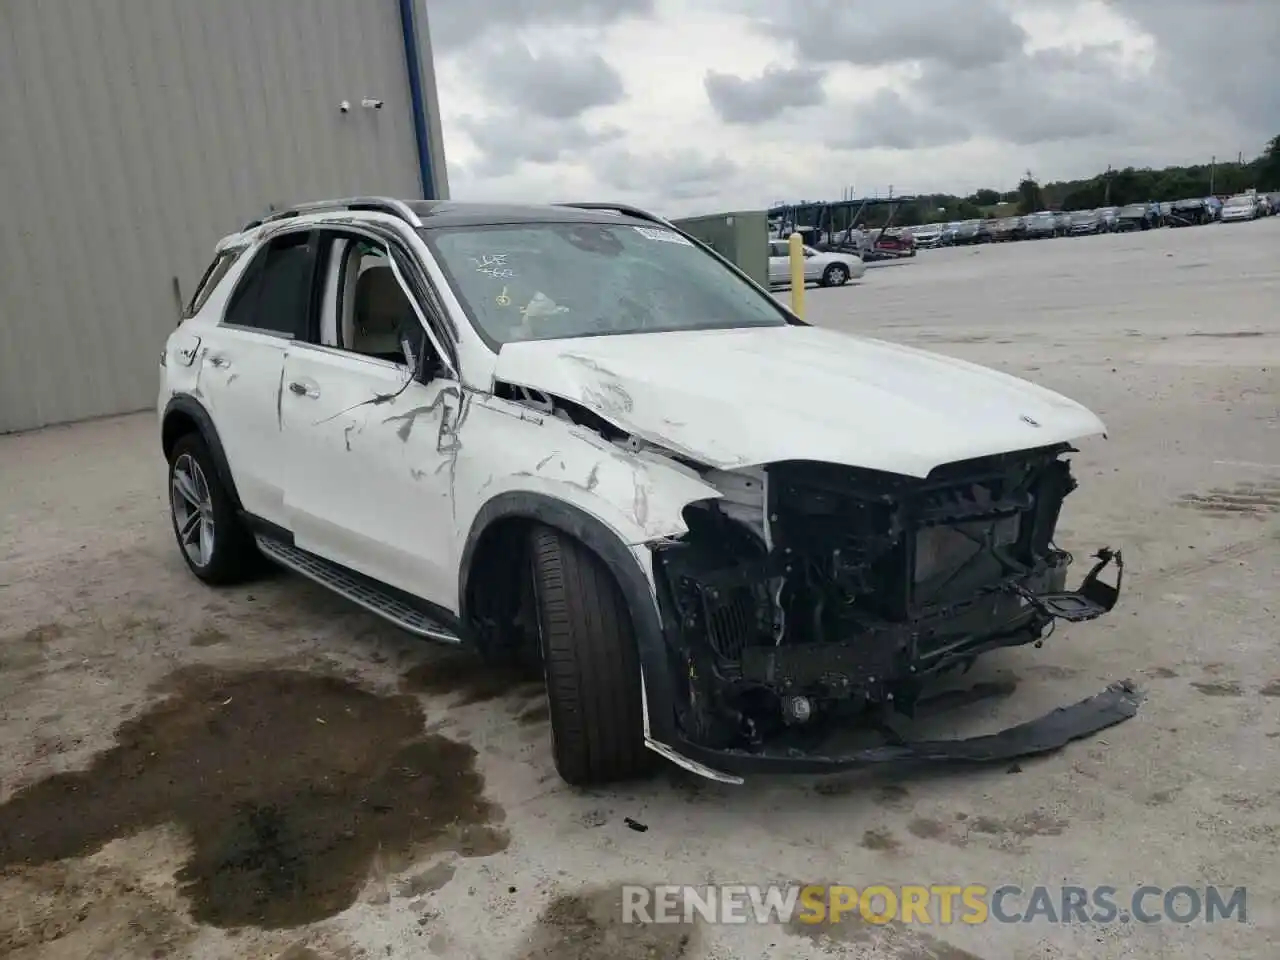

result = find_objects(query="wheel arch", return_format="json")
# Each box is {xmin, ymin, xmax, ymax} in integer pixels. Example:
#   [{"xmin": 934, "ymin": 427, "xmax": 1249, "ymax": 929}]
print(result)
[
  {"xmin": 458, "ymin": 491, "xmax": 677, "ymax": 741},
  {"xmin": 161, "ymin": 394, "xmax": 242, "ymax": 509}
]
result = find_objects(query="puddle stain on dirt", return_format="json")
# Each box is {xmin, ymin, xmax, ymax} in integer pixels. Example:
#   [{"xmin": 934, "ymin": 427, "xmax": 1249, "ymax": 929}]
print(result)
[
  {"xmin": 785, "ymin": 886, "xmax": 984, "ymax": 959},
  {"xmin": 401, "ymin": 651, "xmax": 543, "ymax": 706},
  {"xmin": 515, "ymin": 701, "xmax": 551, "ymax": 726},
  {"xmin": 515, "ymin": 884, "xmax": 700, "ymax": 960},
  {"xmin": 1178, "ymin": 480, "xmax": 1280, "ymax": 518},
  {"xmin": 860, "ymin": 828, "xmax": 901, "ymax": 852},
  {"xmin": 395, "ymin": 860, "xmax": 456, "ymax": 899},
  {"xmin": 0, "ymin": 667, "xmax": 507, "ymax": 930},
  {"xmin": 1191, "ymin": 680, "xmax": 1245, "ymax": 697},
  {"xmin": 189, "ymin": 626, "xmax": 230, "ymax": 647}
]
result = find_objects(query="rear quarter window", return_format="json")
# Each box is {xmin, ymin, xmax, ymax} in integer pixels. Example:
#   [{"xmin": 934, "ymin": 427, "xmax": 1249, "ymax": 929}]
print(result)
[{"xmin": 185, "ymin": 247, "xmax": 245, "ymax": 319}]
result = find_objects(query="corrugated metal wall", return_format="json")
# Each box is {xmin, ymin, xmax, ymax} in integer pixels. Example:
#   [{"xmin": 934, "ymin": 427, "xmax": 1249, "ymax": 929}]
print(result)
[{"xmin": 0, "ymin": 0, "xmax": 438, "ymax": 433}]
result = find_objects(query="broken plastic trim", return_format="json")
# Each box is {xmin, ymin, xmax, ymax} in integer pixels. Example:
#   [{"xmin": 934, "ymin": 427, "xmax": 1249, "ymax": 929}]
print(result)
[
  {"xmin": 1010, "ymin": 547, "xmax": 1123, "ymax": 623},
  {"xmin": 646, "ymin": 679, "xmax": 1144, "ymax": 779}
]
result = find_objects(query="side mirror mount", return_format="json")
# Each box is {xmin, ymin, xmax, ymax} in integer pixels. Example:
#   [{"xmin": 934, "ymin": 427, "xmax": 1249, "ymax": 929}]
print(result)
[
  {"xmin": 399, "ymin": 329, "xmax": 419, "ymax": 380},
  {"xmin": 398, "ymin": 322, "xmax": 433, "ymax": 382}
]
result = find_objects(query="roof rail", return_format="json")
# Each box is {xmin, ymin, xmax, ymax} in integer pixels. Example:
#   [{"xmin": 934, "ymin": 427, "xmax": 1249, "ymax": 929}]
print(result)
[
  {"xmin": 555, "ymin": 202, "xmax": 673, "ymax": 228},
  {"xmin": 243, "ymin": 196, "xmax": 422, "ymax": 231}
]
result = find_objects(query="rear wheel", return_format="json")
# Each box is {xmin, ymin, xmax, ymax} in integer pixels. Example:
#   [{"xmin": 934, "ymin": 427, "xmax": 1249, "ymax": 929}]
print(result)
[
  {"xmin": 529, "ymin": 525, "xmax": 649, "ymax": 786},
  {"xmin": 168, "ymin": 433, "xmax": 260, "ymax": 584},
  {"xmin": 821, "ymin": 263, "xmax": 849, "ymax": 287}
]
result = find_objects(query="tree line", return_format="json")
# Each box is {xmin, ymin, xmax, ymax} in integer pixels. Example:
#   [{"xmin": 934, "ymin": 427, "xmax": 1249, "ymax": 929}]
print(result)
[{"xmin": 863, "ymin": 134, "xmax": 1280, "ymax": 226}]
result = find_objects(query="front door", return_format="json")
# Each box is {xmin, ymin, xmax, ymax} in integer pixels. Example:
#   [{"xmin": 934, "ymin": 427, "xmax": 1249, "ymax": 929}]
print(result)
[{"xmin": 278, "ymin": 232, "xmax": 461, "ymax": 609}]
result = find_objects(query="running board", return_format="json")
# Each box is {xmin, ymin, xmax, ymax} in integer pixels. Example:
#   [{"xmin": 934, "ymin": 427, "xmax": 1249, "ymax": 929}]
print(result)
[{"xmin": 255, "ymin": 536, "xmax": 461, "ymax": 643}]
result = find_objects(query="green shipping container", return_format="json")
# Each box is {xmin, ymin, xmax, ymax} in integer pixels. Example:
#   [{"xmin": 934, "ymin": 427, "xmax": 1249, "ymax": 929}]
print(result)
[{"xmin": 671, "ymin": 210, "xmax": 769, "ymax": 289}]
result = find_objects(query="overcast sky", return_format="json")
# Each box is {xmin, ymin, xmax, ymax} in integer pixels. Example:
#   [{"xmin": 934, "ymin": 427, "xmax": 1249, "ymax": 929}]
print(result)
[{"xmin": 424, "ymin": 0, "xmax": 1279, "ymax": 216}]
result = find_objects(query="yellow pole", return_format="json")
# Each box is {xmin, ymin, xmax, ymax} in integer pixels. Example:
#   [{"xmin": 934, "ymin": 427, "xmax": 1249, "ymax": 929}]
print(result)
[{"xmin": 788, "ymin": 231, "xmax": 805, "ymax": 319}]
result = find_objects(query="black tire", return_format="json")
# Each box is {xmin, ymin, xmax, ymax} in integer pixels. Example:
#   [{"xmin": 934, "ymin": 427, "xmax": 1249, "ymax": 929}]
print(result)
[
  {"xmin": 821, "ymin": 263, "xmax": 849, "ymax": 287},
  {"xmin": 529, "ymin": 525, "xmax": 649, "ymax": 786},
  {"xmin": 167, "ymin": 432, "xmax": 261, "ymax": 585}
]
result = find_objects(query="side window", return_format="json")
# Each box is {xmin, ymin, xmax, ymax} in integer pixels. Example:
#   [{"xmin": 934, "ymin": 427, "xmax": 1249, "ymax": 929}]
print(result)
[
  {"xmin": 326, "ymin": 236, "xmax": 422, "ymax": 364},
  {"xmin": 222, "ymin": 232, "xmax": 317, "ymax": 338},
  {"xmin": 185, "ymin": 247, "xmax": 244, "ymax": 319}
]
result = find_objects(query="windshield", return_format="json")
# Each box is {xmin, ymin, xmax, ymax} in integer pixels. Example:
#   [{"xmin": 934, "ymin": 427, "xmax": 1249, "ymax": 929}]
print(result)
[
  {"xmin": 1071, "ymin": 211, "xmax": 1095, "ymax": 221},
  {"xmin": 1120, "ymin": 204, "xmax": 1146, "ymax": 215},
  {"xmin": 1224, "ymin": 196, "xmax": 1252, "ymax": 207},
  {"xmin": 422, "ymin": 221, "xmax": 788, "ymax": 346}
]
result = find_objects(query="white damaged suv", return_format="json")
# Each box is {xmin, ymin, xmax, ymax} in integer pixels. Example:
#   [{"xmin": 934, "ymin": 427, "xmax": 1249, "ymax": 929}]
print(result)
[{"xmin": 160, "ymin": 197, "xmax": 1136, "ymax": 787}]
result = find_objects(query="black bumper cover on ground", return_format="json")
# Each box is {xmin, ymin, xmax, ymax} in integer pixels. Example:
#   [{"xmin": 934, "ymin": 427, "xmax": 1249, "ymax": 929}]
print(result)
[
  {"xmin": 669, "ymin": 680, "xmax": 1144, "ymax": 775},
  {"xmin": 664, "ymin": 549, "xmax": 1137, "ymax": 776}
]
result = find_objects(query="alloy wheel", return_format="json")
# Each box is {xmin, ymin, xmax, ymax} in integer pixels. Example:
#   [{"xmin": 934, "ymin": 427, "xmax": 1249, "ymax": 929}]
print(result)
[{"xmin": 171, "ymin": 453, "xmax": 215, "ymax": 568}]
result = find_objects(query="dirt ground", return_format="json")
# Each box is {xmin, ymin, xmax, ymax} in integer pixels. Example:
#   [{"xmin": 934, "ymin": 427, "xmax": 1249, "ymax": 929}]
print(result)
[{"xmin": 1, "ymin": 216, "xmax": 1278, "ymax": 959}]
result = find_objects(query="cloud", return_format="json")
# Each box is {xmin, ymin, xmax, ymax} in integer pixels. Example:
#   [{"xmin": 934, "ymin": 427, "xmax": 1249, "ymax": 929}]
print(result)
[
  {"xmin": 597, "ymin": 149, "xmax": 740, "ymax": 203},
  {"xmin": 429, "ymin": 0, "xmax": 1279, "ymax": 214},
  {"xmin": 909, "ymin": 44, "xmax": 1146, "ymax": 147},
  {"xmin": 704, "ymin": 65, "xmax": 827, "ymax": 124},
  {"xmin": 834, "ymin": 89, "xmax": 970, "ymax": 151},
  {"xmin": 455, "ymin": 114, "xmax": 623, "ymax": 177},
  {"xmin": 424, "ymin": 0, "xmax": 655, "ymax": 51},
  {"xmin": 751, "ymin": 0, "xmax": 1027, "ymax": 69},
  {"xmin": 474, "ymin": 43, "xmax": 626, "ymax": 120},
  {"xmin": 1108, "ymin": 0, "xmax": 1280, "ymax": 134}
]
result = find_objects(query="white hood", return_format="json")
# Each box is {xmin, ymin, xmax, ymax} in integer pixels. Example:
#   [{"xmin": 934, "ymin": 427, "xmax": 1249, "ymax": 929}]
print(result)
[{"xmin": 492, "ymin": 325, "xmax": 1106, "ymax": 477}]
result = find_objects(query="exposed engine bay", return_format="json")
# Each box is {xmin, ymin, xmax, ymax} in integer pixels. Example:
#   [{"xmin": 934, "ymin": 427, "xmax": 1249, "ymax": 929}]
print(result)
[
  {"xmin": 650, "ymin": 445, "xmax": 1124, "ymax": 754},
  {"xmin": 493, "ymin": 380, "xmax": 1129, "ymax": 766}
]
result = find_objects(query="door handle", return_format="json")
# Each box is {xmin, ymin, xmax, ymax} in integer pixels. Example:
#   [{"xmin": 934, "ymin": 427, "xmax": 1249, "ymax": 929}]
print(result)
[{"xmin": 289, "ymin": 381, "xmax": 320, "ymax": 398}]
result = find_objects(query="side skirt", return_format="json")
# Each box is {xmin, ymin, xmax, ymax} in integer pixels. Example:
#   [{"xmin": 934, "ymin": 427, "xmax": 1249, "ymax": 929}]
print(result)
[{"xmin": 247, "ymin": 516, "xmax": 463, "ymax": 644}]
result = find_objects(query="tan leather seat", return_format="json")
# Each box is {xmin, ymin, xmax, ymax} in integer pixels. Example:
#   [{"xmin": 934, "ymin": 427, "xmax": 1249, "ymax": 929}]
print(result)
[{"xmin": 351, "ymin": 265, "xmax": 413, "ymax": 359}]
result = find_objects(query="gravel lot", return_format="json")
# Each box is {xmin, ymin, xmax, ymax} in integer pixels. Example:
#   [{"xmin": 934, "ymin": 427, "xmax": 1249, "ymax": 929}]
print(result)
[{"xmin": 1, "ymin": 216, "xmax": 1277, "ymax": 960}]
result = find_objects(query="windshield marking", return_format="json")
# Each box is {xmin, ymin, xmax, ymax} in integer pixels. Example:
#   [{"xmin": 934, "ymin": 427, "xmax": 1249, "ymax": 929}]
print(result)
[
  {"xmin": 633, "ymin": 225, "xmax": 693, "ymax": 245},
  {"xmin": 472, "ymin": 253, "xmax": 515, "ymax": 279}
]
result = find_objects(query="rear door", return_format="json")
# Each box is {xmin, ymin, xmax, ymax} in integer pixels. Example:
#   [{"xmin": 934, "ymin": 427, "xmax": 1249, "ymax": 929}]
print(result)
[{"xmin": 198, "ymin": 230, "xmax": 319, "ymax": 529}]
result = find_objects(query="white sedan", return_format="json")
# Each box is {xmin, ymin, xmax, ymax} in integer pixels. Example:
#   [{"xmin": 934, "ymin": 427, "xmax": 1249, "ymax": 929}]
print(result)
[{"xmin": 767, "ymin": 241, "xmax": 865, "ymax": 287}]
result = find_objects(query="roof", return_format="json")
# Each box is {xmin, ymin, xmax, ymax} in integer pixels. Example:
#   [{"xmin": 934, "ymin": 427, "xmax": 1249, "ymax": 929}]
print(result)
[{"xmin": 406, "ymin": 200, "xmax": 653, "ymax": 229}]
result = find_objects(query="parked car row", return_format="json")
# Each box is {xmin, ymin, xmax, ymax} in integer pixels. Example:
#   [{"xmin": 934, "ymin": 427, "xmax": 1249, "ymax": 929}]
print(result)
[{"xmin": 914, "ymin": 190, "xmax": 1278, "ymax": 247}]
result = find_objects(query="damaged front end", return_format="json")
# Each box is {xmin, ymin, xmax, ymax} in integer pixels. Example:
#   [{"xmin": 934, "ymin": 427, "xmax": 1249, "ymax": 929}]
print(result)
[{"xmin": 648, "ymin": 444, "xmax": 1136, "ymax": 778}]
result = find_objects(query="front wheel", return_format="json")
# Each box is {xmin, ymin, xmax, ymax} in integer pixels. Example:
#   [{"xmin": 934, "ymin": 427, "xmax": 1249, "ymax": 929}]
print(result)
[
  {"xmin": 529, "ymin": 526, "xmax": 649, "ymax": 786},
  {"xmin": 168, "ymin": 433, "xmax": 261, "ymax": 584},
  {"xmin": 822, "ymin": 263, "xmax": 850, "ymax": 287}
]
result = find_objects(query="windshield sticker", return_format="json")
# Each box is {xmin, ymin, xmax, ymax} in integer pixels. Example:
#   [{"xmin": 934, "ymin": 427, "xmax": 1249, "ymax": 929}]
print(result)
[
  {"xmin": 633, "ymin": 226, "xmax": 692, "ymax": 246},
  {"xmin": 472, "ymin": 253, "xmax": 515, "ymax": 279}
]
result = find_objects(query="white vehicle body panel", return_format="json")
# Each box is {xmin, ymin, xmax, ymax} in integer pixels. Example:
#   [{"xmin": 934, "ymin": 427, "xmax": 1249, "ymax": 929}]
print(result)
[
  {"xmin": 492, "ymin": 324, "xmax": 1107, "ymax": 478},
  {"xmin": 278, "ymin": 345, "xmax": 462, "ymax": 606},
  {"xmin": 449, "ymin": 397, "xmax": 724, "ymax": 552},
  {"xmin": 162, "ymin": 241, "xmax": 292, "ymax": 528},
  {"xmin": 198, "ymin": 330, "xmax": 291, "ymax": 526}
]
